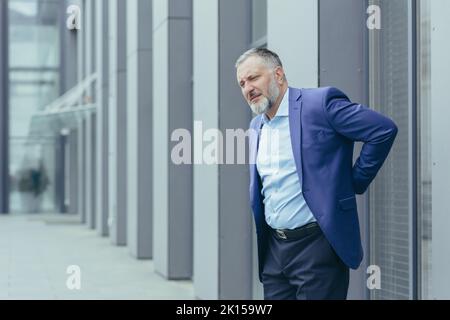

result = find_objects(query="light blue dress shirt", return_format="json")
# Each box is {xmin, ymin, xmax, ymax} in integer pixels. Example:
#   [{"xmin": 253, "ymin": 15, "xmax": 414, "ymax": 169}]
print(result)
[{"xmin": 256, "ymin": 88, "xmax": 316, "ymax": 230}]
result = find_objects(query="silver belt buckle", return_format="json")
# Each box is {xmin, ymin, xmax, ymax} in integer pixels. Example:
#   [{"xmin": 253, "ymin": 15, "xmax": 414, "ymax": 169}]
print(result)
[{"xmin": 276, "ymin": 229, "xmax": 287, "ymax": 240}]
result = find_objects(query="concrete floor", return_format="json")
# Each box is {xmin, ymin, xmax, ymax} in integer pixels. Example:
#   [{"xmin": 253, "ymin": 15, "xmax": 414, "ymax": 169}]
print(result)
[{"xmin": 0, "ymin": 213, "xmax": 195, "ymax": 300}]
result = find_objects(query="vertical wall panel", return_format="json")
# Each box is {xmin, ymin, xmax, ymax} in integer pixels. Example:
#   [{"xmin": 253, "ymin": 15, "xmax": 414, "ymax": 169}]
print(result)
[
  {"xmin": 218, "ymin": 0, "xmax": 253, "ymax": 300},
  {"xmin": 77, "ymin": 0, "xmax": 85, "ymax": 105},
  {"xmin": 78, "ymin": 119, "xmax": 86, "ymax": 223},
  {"xmin": 193, "ymin": 0, "xmax": 253, "ymax": 299},
  {"xmin": 153, "ymin": 0, "xmax": 193, "ymax": 280},
  {"xmin": 108, "ymin": 0, "xmax": 127, "ymax": 246},
  {"xmin": 60, "ymin": 0, "xmax": 79, "ymax": 95},
  {"xmin": 96, "ymin": 0, "xmax": 109, "ymax": 236},
  {"xmin": 86, "ymin": 113, "xmax": 96, "ymax": 229},
  {"xmin": 68, "ymin": 130, "xmax": 78, "ymax": 215},
  {"xmin": 126, "ymin": 0, "xmax": 153, "ymax": 258},
  {"xmin": 431, "ymin": 0, "xmax": 450, "ymax": 300},
  {"xmin": 153, "ymin": 0, "xmax": 169, "ymax": 276},
  {"xmin": 193, "ymin": 0, "xmax": 219, "ymax": 299},
  {"xmin": 267, "ymin": 0, "xmax": 318, "ymax": 88},
  {"xmin": 319, "ymin": 0, "xmax": 369, "ymax": 300}
]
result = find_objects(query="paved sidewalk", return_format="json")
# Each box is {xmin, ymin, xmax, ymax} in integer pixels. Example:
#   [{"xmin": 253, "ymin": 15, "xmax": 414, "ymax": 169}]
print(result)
[{"xmin": 0, "ymin": 214, "xmax": 195, "ymax": 300}]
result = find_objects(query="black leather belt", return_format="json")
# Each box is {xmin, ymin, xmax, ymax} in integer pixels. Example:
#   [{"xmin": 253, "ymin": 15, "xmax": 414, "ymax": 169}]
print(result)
[{"xmin": 272, "ymin": 222, "xmax": 320, "ymax": 240}]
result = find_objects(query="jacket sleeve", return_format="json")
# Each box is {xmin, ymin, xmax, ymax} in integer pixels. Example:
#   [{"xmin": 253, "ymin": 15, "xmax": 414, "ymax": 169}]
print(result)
[{"xmin": 321, "ymin": 87, "xmax": 398, "ymax": 194}]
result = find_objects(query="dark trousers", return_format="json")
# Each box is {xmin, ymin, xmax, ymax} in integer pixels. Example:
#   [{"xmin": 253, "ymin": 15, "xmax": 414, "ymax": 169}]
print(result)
[{"xmin": 262, "ymin": 226, "xmax": 349, "ymax": 300}]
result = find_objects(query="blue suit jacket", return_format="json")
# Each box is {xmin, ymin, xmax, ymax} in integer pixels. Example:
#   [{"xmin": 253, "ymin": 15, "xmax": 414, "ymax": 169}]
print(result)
[{"xmin": 249, "ymin": 86, "xmax": 398, "ymax": 281}]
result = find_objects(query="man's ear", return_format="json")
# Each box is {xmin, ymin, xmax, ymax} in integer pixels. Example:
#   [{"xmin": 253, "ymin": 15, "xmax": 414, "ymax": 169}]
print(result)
[{"xmin": 275, "ymin": 67, "xmax": 285, "ymax": 84}]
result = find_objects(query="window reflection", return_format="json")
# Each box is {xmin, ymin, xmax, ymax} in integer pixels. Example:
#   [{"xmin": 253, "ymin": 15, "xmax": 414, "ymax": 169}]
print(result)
[{"xmin": 8, "ymin": 0, "xmax": 60, "ymax": 213}]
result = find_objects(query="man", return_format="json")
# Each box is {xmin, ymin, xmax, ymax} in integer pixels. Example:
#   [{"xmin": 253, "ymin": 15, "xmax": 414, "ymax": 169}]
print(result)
[{"xmin": 236, "ymin": 48, "xmax": 397, "ymax": 300}]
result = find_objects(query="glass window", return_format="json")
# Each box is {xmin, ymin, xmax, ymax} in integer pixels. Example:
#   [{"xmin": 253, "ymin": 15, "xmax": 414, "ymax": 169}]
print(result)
[
  {"xmin": 368, "ymin": 0, "xmax": 411, "ymax": 300},
  {"xmin": 8, "ymin": 0, "xmax": 60, "ymax": 213}
]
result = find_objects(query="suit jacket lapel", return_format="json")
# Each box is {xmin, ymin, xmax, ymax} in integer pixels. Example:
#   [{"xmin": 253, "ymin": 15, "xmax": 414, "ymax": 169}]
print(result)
[{"xmin": 288, "ymin": 87, "xmax": 303, "ymax": 186}]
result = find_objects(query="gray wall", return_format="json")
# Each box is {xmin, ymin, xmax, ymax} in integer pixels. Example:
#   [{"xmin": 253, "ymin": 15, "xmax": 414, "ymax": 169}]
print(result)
[
  {"xmin": 267, "ymin": 0, "xmax": 318, "ymax": 88},
  {"xmin": 193, "ymin": 0, "xmax": 220, "ymax": 299},
  {"xmin": 79, "ymin": 0, "xmax": 93, "ymax": 224},
  {"xmin": 86, "ymin": 113, "xmax": 97, "ymax": 229},
  {"xmin": 68, "ymin": 130, "xmax": 78, "ymax": 215},
  {"xmin": 153, "ymin": 0, "xmax": 193, "ymax": 279},
  {"xmin": 193, "ymin": 0, "xmax": 254, "ymax": 300},
  {"xmin": 85, "ymin": 0, "xmax": 96, "ymax": 99},
  {"xmin": 108, "ymin": 0, "xmax": 128, "ymax": 246},
  {"xmin": 96, "ymin": 0, "xmax": 109, "ymax": 236},
  {"xmin": 78, "ymin": 118, "xmax": 86, "ymax": 222},
  {"xmin": 218, "ymin": 0, "xmax": 253, "ymax": 300},
  {"xmin": 126, "ymin": 0, "xmax": 153, "ymax": 258},
  {"xmin": 77, "ymin": 0, "xmax": 85, "ymax": 105},
  {"xmin": 431, "ymin": 0, "xmax": 450, "ymax": 300},
  {"xmin": 319, "ymin": 0, "xmax": 369, "ymax": 300},
  {"xmin": 55, "ymin": 134, "xmax": 67, "ymax": 213}
]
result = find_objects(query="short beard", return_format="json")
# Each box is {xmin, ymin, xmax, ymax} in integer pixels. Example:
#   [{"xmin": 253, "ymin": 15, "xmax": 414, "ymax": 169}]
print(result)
[{"xmin": 249, "ymin": 75, "xmax": 280, "ymax": 115}]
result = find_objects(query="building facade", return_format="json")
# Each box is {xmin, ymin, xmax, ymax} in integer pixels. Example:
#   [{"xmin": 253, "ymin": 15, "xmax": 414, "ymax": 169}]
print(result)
[{"xmin": 1, "ymin": 0, "xmax": 450, "ymax": 300}]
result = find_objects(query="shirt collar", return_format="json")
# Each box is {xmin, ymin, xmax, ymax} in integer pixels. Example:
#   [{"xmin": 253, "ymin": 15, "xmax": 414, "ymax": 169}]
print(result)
[
  {"xmin": 276, "ymin": 87, "xmax": 289, "ymax": 117},
  {"xmin": 262, "ymin": 87, "xmax": 289, "ymax": 123}
]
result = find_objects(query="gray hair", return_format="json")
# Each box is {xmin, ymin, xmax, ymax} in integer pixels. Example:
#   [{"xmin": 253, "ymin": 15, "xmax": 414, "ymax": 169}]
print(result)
[{"xmin": 235, "ymin": 48, "xmax": 283, "ymax": 70}]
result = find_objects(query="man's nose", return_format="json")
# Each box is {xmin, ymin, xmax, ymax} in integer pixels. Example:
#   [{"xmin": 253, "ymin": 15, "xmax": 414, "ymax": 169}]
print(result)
[{"xmin": 244, "ymin": 85, "xmax": 255, "ymax": 98}]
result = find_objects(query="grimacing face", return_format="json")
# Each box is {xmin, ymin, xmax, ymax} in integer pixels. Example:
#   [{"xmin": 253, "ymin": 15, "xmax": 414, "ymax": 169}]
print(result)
[{"xmin": 236, "ymin": 56, "xmax": 283, "ymax": 114}]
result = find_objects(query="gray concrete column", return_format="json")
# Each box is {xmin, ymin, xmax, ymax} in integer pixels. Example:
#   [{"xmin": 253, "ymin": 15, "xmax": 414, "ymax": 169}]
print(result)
[
  {"xmin": 319, "ymin": 0, "xmax": 369, "ymax": 300},
  {"xmin": 86, "ymin": 113, "xmax": 97, "ymax": 229},
  {"xmin": 55, "ymin": 134, "xmax": 67, "ymax": 213},
  {"xmin": 267, "ymin": 0, "xmax": 318, "ymax": 88},
  {"xmin": 85, "ymin": 0, "xmax": 95, "ymax": 98},
  {"xmin": 126, "ymin": 0, "xmax": 153, "ymax": 258},
  {"xmin": 193, "ymin": 0, "xmax": 219, "ymax": 299},
  {"xmin": 217, "ymin": 0, "xmax": 254, "ymax": 300},
  {"xmin": 79, "ymin": 0, "xmax": 93, "ymax": 224},
  {"xmin": 431, "ymin": 0, "xmax": 450, "ymax": 299},
  {"xmin": 193, "ymin": 0, "xmax": 253, "ymax": 300},
  {"xmin": 153, "ymin": 0, "xmax": 193, "ymax": 279},
  {"xmin": 96, "ymin": 0, "xmax": 109, "ymax": 236},
  {"xmin": 60, "ymin": 0, "xmax": 79, "ymax": 95},
  {"xmin": 77, "ymin": 0, "xmax": 85, "ymax": 105},
  {"xmin": 68, "ymin": 130, "xmax": 79, "ymax": 215},
  {"xmin": 78, "ymin": 119, "xmax": 87, "ymax": 223},
  {"xmin": 108, "ymin": 0, "xmax": 127, "ymax": 246},
  {"xmin": 0, "ymin": 0, "xmax": 9, "ymax": 214},
  {"xmin": 76, "ymin": 0, "xmax": 86, "ymax": 220}
]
